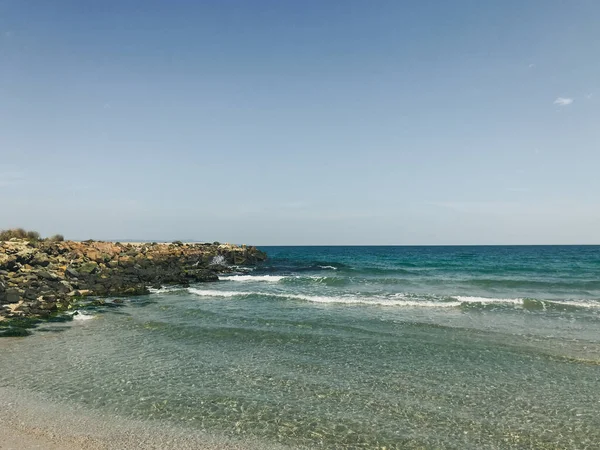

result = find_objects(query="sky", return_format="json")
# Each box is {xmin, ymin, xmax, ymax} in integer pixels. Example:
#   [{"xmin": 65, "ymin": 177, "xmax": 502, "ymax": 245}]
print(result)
[{"xmin": 1, "ymin": 0, "xmax": 599, "ymax": 245}]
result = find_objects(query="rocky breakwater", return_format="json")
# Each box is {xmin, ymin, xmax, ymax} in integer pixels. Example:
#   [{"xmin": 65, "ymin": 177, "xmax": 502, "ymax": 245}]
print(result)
[{"xmin": 0, "ymin": 239, "xmax": 266, "ymax": 321}]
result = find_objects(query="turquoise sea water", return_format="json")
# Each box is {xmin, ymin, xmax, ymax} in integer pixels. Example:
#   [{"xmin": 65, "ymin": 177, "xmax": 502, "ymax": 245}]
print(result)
[{"xmin": 1, "ymin": 246, "xmax": 600, "ymax": 448}]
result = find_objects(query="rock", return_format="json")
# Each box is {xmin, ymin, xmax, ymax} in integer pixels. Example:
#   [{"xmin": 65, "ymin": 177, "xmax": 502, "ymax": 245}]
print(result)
[
  {"xmin": 30, "ymin": 252, "xmax": 50, "ymax": 267},
  {"xmin": 78, "ymin": 262, "xmax": 99, "ymax": 275},
  {"xmin": 37, "ymin": 270, "xmax": 58, "ymax": 281},
  {"xmin": 24, "ymin": 289, "xmax": 39, "ymax": 300},
  {"xmin": 0, "ymin": 254, "xmax": 17, "ymax": 271},
  {"xmin": 58, "ymin": 280, "xmax": 73, "ymax": 293},
  {"xmin": 5, "ymin": 289, "xmax": 20, "ymax": 304},
  {"xmin": 66, "ymin": 266, "xmax": 80, "ymax": 278},
  {"xmin": 118, "ymin": 256, "xmax": 135, "ymax": 268},
  {"xmin": 15, "ymin": 248, "xmax": 36, "ymax": 265},
  {"xmin": 39, "ymin": 300, "xmax": 57, "ymax": 310},
  {"xmin": 184, "ymin": 269, "xmax": 219, "ymax": 282},
  {"xmin": 1, "ymin": 238, "xmax": 267, "ymax": 321},
  {"xmin": 119, "ymin": 285, "xmax": 149, "ymax": 296}
]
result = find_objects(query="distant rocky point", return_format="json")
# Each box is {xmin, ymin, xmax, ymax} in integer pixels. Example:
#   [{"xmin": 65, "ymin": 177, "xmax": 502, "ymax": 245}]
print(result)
[{"xmin": 0, "ymin": 233, "xmax": 266, "ymax": 323}]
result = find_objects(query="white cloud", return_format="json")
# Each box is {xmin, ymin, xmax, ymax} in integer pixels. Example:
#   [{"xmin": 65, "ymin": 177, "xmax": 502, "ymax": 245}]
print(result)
[
  {"xmin": 553, "ymin": 97, "xmax": 573, "ymax": 106},
  {"xmin": 528, "ymin": 63, "xmax": 536, "ymax": 69},
  {"xmin": 586, "ymin": 93, "xmax": 593, "ymax": 100}
]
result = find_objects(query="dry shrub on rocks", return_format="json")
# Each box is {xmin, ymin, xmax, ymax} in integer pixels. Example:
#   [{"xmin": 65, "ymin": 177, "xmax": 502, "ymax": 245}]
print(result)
[{"xmin": 0, "ymin": 229, "xmax": 63, "ymax": 242}]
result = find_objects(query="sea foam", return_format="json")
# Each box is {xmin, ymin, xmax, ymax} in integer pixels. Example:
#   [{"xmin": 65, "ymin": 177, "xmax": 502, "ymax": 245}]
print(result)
[
  {"xmin": 219, "ymin": 275, "xmax": 285, "ymax": 282},
  {"xmin": 187, "ymin": 289, "xmax": 246, "ymax": 298},
  {"xmin": 454, "ymin": 296, "xmax": 600, "ymax": 310},
  {"xmin": 71, "ymin": 311, "xmax": 95, "ymax": 321},
  {"xmin": 188, "ymin": 288, "xmax": 460, "ymax": 307},
  {"xmin": 187, "ymin": 288, "xmax": 600, "ymax": 311},
  {"xmin": 148, "ymin": 286, "xmax": 186, "ymax": 294},
  {"xmin": 454, "ymin": 296, "xmax": 523, "ymax": 306}
]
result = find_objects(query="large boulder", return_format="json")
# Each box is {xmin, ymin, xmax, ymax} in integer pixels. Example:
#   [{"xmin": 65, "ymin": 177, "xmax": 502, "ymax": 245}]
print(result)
[
  {"xmin": 0, "ymin": 254, "xmax": 17, "ymax": 271},
  {"xmin": 30, "ymin": 252, "xmax": 51, "ymax": 267},
  {"xmin": 78, "ymin": 262, "xmax": 99, "ymax": 275},
  {"xmin": 65, "ymin": 266, "xmax": 80, "ymax": 278},
  {"xmin": 36, "ymin": 270, "xmax": 58, "ymax": 281},
  {"xmin": 15, "ymin": 248, "xmax": 36, "ymax": 265},
  {"xmin": 4, "ymin": 288, "xmax": 20, "ymax": 304}
]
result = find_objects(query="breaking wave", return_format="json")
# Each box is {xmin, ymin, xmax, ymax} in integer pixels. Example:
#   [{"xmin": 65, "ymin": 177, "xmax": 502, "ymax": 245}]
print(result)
[
  {"xmin": 219, "ymin": 275, "xmax": 285, "ymax": 282},
  {"xmin": 188, "ymin": 288, "xmax": 455, "ymax": 307},
  {"xmin": 187, "ymin": 288, "xmax": 600, "ymax": 312}
]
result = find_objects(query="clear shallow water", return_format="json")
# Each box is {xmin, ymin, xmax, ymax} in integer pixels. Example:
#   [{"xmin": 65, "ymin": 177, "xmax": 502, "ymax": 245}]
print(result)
[{"xmin": 1, "ymin": 246, "xmax": 600, "ymax": 448}]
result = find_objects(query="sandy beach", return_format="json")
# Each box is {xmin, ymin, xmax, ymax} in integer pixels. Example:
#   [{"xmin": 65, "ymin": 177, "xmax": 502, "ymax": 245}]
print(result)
[{"xmin": 0, "ymin": 387, "xmax": 280, "ymax": 450}]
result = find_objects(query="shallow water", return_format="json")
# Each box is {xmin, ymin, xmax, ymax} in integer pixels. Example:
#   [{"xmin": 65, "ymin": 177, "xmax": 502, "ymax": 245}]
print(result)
[{"xmin": 1, "ymin": 246, "xmax": 600, "ymax": 448}]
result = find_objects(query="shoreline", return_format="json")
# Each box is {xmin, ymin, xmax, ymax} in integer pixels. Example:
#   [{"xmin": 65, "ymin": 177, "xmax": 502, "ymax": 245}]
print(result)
[{"xmin": 0, "ymin": 386, "xmax": 284, "ymax": 450}]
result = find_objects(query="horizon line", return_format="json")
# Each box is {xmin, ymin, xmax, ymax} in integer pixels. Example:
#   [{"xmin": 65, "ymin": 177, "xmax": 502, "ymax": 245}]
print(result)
[{"xmin": 99, "ymin": 240, "xmax": 600, "ymax": 247}]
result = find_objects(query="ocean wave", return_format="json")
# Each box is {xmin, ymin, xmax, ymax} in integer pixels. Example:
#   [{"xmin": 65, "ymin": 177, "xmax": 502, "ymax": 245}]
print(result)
[
  {"xmin": 148, "ymin": 286, "xmax": 187, "ymax": 294},
  {"xmin": 187, "ymin": 288, "xmax": 600, "ymax": 312},
  {"xmin": 465, "ymin": 278, "xmax": 600, "ymax": 290},
  {"xmin": 188, "ymin": 289, "xmax": 245, "ymax": 298},
  {"xmin": 229, "ymin": 265, "xmax": 255, "ymax": 273},
  {"xmin": 281, "ymin": 276, "xmax": 349, "ymax": 287},
  {"xmin": 454, "ymin": 296, "xmax": 600, "ymax": 311},
  {"xmin": 219, "ymin": 274, "xmax": 349, "ymax": 286},
  {"xmin": 219, "ymin": 275, "xmax": 285, "ymax": 282},
  {"xmin": 346, "ymin": 267, "xmax": 418, "ymax": 276},
  {"xmin": 226, "ymin": 273, "xmax": 451, "ymax": 288},
  {"xmin": 454, "ymin": 296, "xmax": 523, "ymax": 306},
  {"xmin": 257, "ymin": 260, "xmax": 350, "ymax": 273},
  {"xmin": 69, "ymin": 311, "xmax": 96, "ymax": 321},
  {"xmin": 187, "ymin": 288, "xmax": 459, "ymax": 307},
  {"xmin": 310, "ymin": 261, "xmax": 349, "ymax": 270}
]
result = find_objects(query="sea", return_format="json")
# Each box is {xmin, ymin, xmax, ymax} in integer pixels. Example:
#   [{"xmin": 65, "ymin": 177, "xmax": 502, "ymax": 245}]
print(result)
[{"xmin": 1, "ymin": 245, "xmax": 599, "ymax": 449}]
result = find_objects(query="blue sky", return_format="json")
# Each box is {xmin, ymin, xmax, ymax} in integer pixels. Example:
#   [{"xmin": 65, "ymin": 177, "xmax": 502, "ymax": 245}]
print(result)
[{"xmin": 1, "ymin": 1, "xmax": 599, "ymax": 244}]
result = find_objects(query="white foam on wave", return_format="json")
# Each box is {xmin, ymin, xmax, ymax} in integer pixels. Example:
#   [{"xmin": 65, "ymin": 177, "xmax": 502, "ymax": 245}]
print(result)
[
  {"xmin": 558, "ymin": 300, "xmax": 600, "ymax": 309},
  {"xmin": 454, "ymin": 296, "xmax": 523, "ymax": 305},
  {"xmin": 184, "ymin": 289, "xmax": 600, "ymax": 311},
  {"xmin": 219, "ymin": 275, "xmax": 285, "ymax": 282},
  {"xmin": 319, "ymin": 265, "xmax": 337, "ymax": 270},
  {"xmin": 148, "ymin": 286, "xmax": 186, "ymax": 294},
  {"xmin": 304, "ymin": 276, "xmax": 330, "ymax": 282},
  {"xmin": 188, "ymin": 289, "xmax": 247, "ymax": 298},
  {"xmin": 71, "ymin": 311, "xmax": 95, "ymax": 321},
  {"xmin": 290, "ymin": 294, "xmax": 460, "ymax": 308},
  {"xmin": 219, "ymin": 274, "xmax": 334, "ymax": 283},
  {"xmin": 454, "ymin": 296, "xmax": 600, "ymax": 310},
  {"xmin": 187, "ymin": 288, "xmax": 461, "ymax": 308}
]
